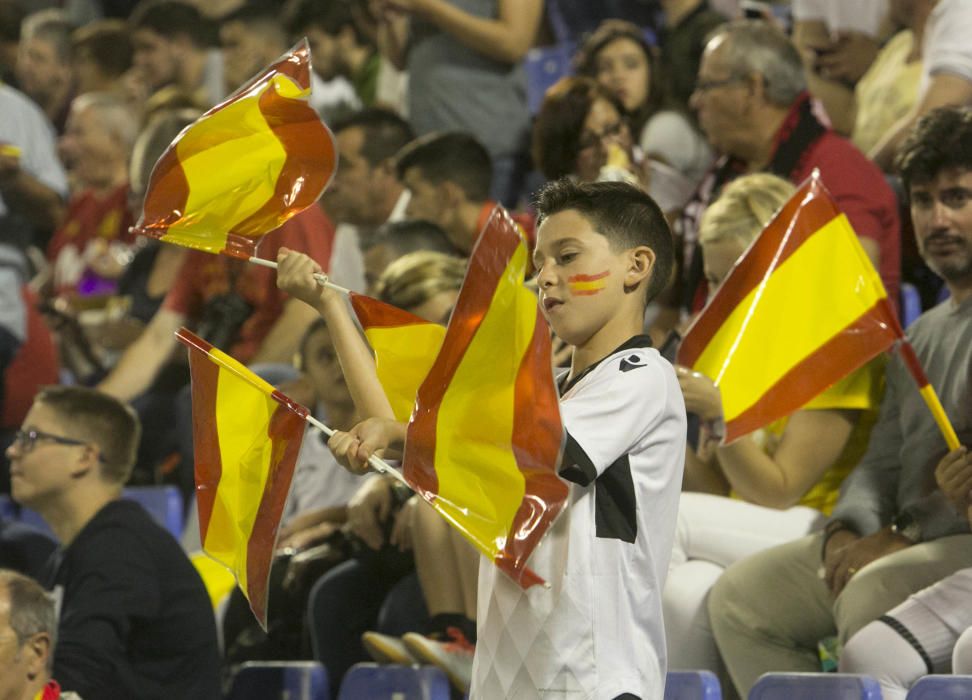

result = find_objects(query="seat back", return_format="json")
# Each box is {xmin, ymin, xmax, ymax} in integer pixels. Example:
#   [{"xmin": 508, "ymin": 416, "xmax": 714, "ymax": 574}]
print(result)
[
  {"xmin": 906, "ymin": 675, "xmax": 972, "ymax": 699},
  {"xmin": 665, "ymin": 670, "xmax": 722, "ymax": 699},
  {"xmin": 226, "ymin": 661, "xmax": 329, "ymax": 700},
  {"xmin": 749, "ymin": 673, "xmax": 883, "ymax": 700},
  {"xmin": 15, "ymin": 485, "xmax": 184, "ymax": 540},
  {"xmin": 338, "ymin": 663, "xmax": 451, "ymax": 700},
  {"xmin": 901, "ymin": 282, "xmax": 922, "ymax": 327}
]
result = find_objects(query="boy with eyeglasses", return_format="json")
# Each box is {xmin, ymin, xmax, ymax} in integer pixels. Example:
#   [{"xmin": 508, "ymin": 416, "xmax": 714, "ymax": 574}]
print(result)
[{"xmin": 6, "ymin": 386, "xmax": 220, "ymax": 700}]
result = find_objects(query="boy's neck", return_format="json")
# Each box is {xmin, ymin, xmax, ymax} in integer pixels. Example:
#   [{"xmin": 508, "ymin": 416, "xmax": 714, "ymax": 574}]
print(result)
[{"xmin": 568, "ymin": 308, "xmax": 646, "ymax": 381}]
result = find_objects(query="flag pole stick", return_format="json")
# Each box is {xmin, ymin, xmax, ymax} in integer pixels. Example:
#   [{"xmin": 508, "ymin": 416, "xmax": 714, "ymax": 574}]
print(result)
[
  {"xmin": 896, "ymin": 340, "xmax": 961, "ymax": 450},
  {"xmin": 302, "ymin": 413, "xmax": 412, "ymax": 488},
  {"xmin": 246, "ymin": 256, "xmax": 351, "ymax": 295}
]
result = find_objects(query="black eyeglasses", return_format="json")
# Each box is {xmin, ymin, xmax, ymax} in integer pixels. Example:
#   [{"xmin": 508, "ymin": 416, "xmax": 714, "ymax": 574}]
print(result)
[{"xmin": 13, "ymin": 429, "xmax": 91, "ymax": 453}]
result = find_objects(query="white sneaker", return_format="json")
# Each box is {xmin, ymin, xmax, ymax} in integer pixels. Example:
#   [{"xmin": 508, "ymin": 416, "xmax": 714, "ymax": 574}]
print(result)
[
  {"xmin": 361, "ymin": 631, "xmax": 416, "ymax": 665},
  {"xmin": 402, "ymin": 627, "xmax": 475, "ymax": 692}
]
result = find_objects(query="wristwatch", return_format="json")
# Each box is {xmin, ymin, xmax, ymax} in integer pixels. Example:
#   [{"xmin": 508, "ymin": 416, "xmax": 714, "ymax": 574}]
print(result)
[{"xmin": 891, "ymin": 511, "xmax": 922, "ymax": 543}]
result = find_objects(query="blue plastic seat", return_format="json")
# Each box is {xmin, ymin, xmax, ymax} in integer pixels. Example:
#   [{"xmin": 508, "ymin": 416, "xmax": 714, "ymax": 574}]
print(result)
[
  {"xmin": 524, "ymin": 43, "xmax": 575, "ymax": 114},
  {"xmin": 17, "ymin": 485, "xmax": 184, "ymax": 539},
  {"xmin": 907, "ymin": 675, "xmax": 972, "ymax": 699},
  {"xmin": 225, "ymin": 661, "xmax": 329, "ymax": 700},
  {"xmin": 337, "ymin": 663, "xmax": 451, "ymax": 700},
  {"xmin": 666, "ymin": 670, "xmax": 722, "ymax": 699},
  {"xmin": 901, "ymin": 282, "xmax": 922, "ymax": 328},
  {"xmin": 749, "ymin": 673, "xmax": 882, "ymax": 700}
]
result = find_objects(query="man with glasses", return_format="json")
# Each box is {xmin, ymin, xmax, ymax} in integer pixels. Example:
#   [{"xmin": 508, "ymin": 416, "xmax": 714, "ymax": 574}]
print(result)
[
  {"xmin": 676, "ymin": 19, "xmax": 900, "ymax": 316},
  {"xmin": 6, "ymin": 386, "xmax": 219, "ymax": 700}
]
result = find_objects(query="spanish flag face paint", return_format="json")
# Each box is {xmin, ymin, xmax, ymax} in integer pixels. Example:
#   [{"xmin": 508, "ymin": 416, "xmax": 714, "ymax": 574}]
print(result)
[{"xmin": 568, "ymin": 270, "xmax": 609, "ymax": 296}]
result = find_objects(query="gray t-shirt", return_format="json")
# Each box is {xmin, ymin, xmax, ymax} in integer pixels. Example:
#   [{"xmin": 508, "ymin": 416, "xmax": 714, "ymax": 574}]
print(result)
[
  {"xmin": 407, "ymin": 0, "xmax": 530, "ymax": 160},
  {"xmin": 831, "ymin": 292, "xmax": 972, "ymax": 540}
]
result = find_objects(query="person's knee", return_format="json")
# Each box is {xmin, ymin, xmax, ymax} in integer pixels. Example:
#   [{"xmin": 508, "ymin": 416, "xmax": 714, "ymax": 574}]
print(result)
[{"xmin": 953, "ymin": 627, "xmax": 972, "ymax": 673}]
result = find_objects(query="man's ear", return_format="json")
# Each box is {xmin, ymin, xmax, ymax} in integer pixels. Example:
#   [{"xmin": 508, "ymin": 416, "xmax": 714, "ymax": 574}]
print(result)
[
  {"xmin": 625, "ymin": 246, "xmax": 656, "ymax": 290},
  {"xmin": 24, "ymin": 631, "xmax": 51, "ymax": 681}
]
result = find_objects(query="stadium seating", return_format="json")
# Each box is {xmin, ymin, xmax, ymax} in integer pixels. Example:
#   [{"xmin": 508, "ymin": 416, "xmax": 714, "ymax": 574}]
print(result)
[
  {"xmin": 225, "ymin": 661, "xmax": 329, "ymax": 700},
  {"xmin": 337, "ymin": 663, "xmax": 451, "ymax": 700},
  {"xmin": 665, "ymin": 670, "xmax": 723, "ymax": 699},
  {"xmin": 748, "ymin": 672, "xmax": 883, "ymax": 700},
  {"xmin": 906, "ymin": 675, "xmax": 972, "ymax": 699}
]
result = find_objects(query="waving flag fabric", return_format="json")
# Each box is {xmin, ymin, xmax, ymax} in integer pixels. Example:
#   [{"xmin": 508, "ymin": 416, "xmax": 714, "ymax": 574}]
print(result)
[
  {"xmin": 677, "ymin": 173, "xmax": 902, "ymax": 443},
  {"xmin": 403, "ymin": 207, "xmax": 567, "ymax": 588},
  {"xmin": 134, "ymin": 40, "xmax": 336, "ymax": 258},
  {"xmin": 349, "ymin": 293, "xmax": 446, "ymax": 422},
  {"xmin": 176, "ymin": 328, "xmax": 307, "ymax": 628}
]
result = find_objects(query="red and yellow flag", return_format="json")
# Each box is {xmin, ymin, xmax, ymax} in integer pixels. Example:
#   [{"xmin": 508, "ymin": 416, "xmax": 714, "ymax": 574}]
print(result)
[
  {"xmin": 403, "ymin": 207, "xmax": 567, "ymax": 588},
  {"xmin": 677, "ymin": 173, "xmax": 902, "ymax": 443},
  {"xmin": 134, "ymin": 40, "xmax": 336, "ymax": 258},
  {"xmin": 176, "ymin": 328, "xmax": 307, "ymax": 628},
  {"xmin": 349, "ymin": 294, "xmax": 446, "ymax": 422}
]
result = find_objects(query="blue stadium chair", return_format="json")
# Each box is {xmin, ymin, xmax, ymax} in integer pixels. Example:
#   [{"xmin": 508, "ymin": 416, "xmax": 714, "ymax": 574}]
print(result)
[
  {"xmin": 907, "ymin": 675, "xmax": 972, "ymax": 699},
  {"xmin": 225, "ymin": 661, "xmax": 329, "ymax": 700},
  {"xmin": 749, "ymin": 673, "xmax": 882, "ymax": 700},
  {"xmin": 901, "ymin": 282, "xmax": 922, "ymax": 328},
  {"xmin": 17, "ymin": 485, "xmax": 184, "ymax": 540},
  {"xmin": 337, "ymin": 663, "xmax": 451, "ymax": 700},
  {"xmin": 524, "ymin": 43, "xmax": 575, "ymax": 114},
  {"xmin": 124, "ymin": 485, "xmax": 184, "ymax": 538},
  {"xmin": 666, "ymin": 670, "xmax": 722, "ymax": 699}
]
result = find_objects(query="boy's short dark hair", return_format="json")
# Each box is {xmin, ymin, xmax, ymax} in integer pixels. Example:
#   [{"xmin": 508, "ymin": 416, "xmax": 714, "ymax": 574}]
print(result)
[
  {"xmin": 223, "ymin": 4, "xmax": 287, "ymax": 47},
  {"xmin": 895, "ymin": 106, "xmax": 972, "ymax": 192},
  {"xmin": 395, "ymin": 131, "xmax": 493, "ymax": 203},
  {"xmin": 284, "ymin": 0, "xmax": 372, "ymax": 47},
  {"xmin": 371, "ymin": 219, "xmax": 461, "ymax": 258},
  {"xmin": 129, "ymin": 0, "xmax": 215, "ymax": 48},
  {"xmin": 331, "ymin": 108, "xmax": 414, "ymax": 167},
  {"xmin": 35, "ymin": 386, "xmax": 141, "ymax": 486},
  {"xmin": 535, "ymin": 179, "xmax": 674, "ymax": 303},
  {"xmin": 71, "ymin": 19, "xmax": 133, "ymax": 78}
]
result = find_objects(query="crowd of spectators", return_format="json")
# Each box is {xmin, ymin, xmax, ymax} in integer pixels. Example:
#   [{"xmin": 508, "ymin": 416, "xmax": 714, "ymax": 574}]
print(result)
[{"xmin": 2, "ymin": 0, "xmax": 972, "ymax": 698}]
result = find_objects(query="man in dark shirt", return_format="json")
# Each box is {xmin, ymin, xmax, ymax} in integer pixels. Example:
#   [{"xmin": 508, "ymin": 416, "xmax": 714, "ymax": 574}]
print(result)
[{"xmin": 6, "ymin": 385, "xmax": 220, "ymax": 700}]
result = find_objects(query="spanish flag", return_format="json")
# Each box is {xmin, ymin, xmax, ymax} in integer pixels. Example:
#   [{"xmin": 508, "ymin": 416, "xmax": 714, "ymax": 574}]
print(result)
[
  {"xmin": 134, "ymin": 40, "xmax": 336, "ymax": 258},
  {"xmin": 677, "ymin": 173, "xmax": 902, "ymax": 443},
  {"xmin": 349, "ymin": 294, "xmax": 446, "ymax": 422},
  {"xmin": 403, "ymin": 207, "xmax": 567, "ymax": 588},
  {"xmin": 176, "ymin": 328, "xmax": 306, "ymax": 628}
]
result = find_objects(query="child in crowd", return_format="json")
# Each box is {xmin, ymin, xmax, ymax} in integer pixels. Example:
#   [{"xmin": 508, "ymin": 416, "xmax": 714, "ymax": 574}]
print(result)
[{"xmin": 279, "ymin": 179, "xmax": 685, "ymax": 699}]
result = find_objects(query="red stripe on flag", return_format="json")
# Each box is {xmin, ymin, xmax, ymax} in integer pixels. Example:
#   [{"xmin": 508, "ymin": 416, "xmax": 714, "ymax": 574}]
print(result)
[
  {"xmin": 679, "ymin": 180, "xmax": 841, "ymax": 366},
  {"xmin": 137, "ymin": 138, "xmax": 191, "ymax": 240},
  {"xmin": 498, "ymin": 307, "xmax": 567, "ymax": 583},
  {"xmin": 405, "ymin": 215, "xmax": 522, "ymax": 494},
  {"xmin": 725, "ymin": 297, "xmax": 901, "ymax": 441},
  {"xmin": 186, "ymin": 346, "xmax": 222, "ymax": 541},
  {"xmin": 350, "ymin": 293, "xmax": 432, "ymax": 330},
  {"xmin": 244, "ymin": 404, "xmax": 305, "ymax": 625}
]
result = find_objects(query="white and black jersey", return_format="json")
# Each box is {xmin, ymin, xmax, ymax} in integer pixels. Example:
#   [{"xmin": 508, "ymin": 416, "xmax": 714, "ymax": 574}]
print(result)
[{"xmin": 471, "ymin": 336, "xmax": 686, "ymax": 700}]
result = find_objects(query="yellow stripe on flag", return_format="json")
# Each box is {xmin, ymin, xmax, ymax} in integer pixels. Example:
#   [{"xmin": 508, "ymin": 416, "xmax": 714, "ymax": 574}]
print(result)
[
  {"xmin": 695, "ymin": 214, "xmax": 886, "ymax": 423},
  {"xmin": 202, "ymin": 347, "xmax": 279, "ymax": 595},
  {"xmin": 364, "ymin": 324, "xmax": 446, "ymax": 422},
  {"xmin": 431, "ymin": 243, "xmax": 533, "ymax": 550},
  {"xmin": 165, "ymin": 76, "xmax": 298, "ymax": 251}
]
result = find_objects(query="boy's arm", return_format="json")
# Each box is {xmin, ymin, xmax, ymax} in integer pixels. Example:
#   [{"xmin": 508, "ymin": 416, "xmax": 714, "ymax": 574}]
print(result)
[{"xmin": 276, "ymin": 248, "xmax": 395, "ymax": 419}]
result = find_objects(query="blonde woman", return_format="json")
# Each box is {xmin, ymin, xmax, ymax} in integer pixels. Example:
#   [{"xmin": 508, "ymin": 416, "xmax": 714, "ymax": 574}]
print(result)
[{"xmin": 665, "ymin": 173, "xmax": 883, "ymax": 671}]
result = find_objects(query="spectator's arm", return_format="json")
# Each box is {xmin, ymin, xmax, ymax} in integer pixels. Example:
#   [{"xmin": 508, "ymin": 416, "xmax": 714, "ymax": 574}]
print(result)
[
  {"xmin": 97, "ymin": 307, "xmax": 185, "ymax": 402},
  {"xmin": 277, "ymin": 248, "xmax": 395, "ymax": 420},
  {"xmin": 869, "ymin": 73, "xmax": 972, "ymax": 170},
  {"xmin": 248, "ymin": 297, "xmax": 320, "ymax": 365},
  {"xmin": 714, "ymin": 408, "xmax": 857, "ymax": 509},
  {"xmin": 0, "ymin": 153, "xmax": 65, "ymax": 234},
  {"xmin": 830, "ymin": 369, "xmax": 905, "ymax": 534},
  {"xmin": 386, "ymin": 0, "xmax": 542, "ymax": 64}
]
